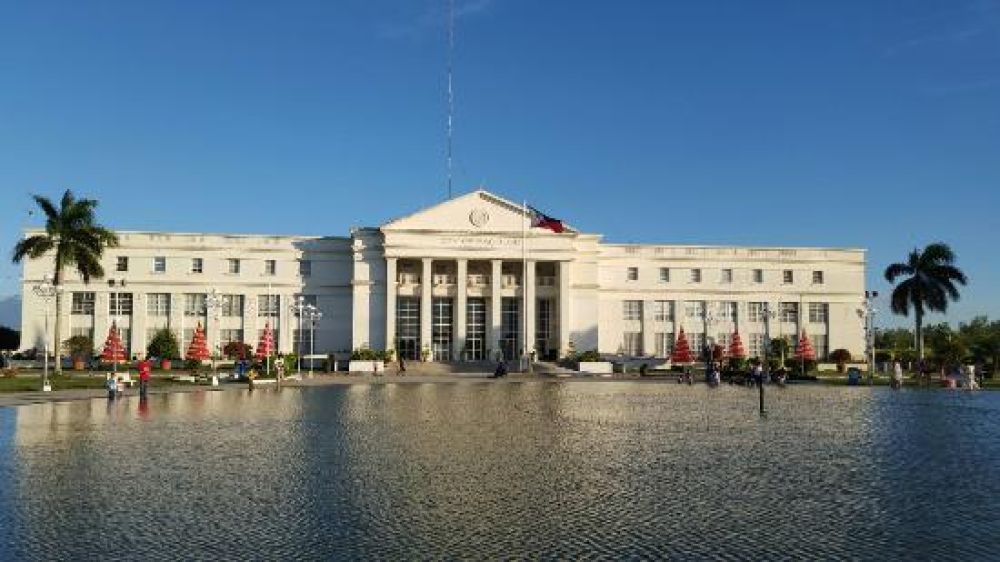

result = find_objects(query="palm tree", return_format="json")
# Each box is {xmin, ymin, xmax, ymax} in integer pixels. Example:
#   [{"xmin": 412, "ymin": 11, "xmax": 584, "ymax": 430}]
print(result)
[
  {"xmin": 12, "ymin": 190, "xmax": 119, "ymax": 375},
  {"xmin": 884, "ymin": 243, "xmax": 967, "ymax": 360}
]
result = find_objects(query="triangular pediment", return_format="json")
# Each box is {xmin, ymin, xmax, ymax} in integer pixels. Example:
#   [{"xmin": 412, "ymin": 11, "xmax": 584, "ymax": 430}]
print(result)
[{"xmin": 380, "ymin": 189, "xmax": 575, "ymax": 234}]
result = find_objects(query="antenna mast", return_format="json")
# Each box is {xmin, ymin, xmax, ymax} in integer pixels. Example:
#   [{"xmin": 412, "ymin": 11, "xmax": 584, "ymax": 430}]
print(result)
[{"xmin": 446, "ymin": 0, "xmax": 455, "ymax": 199}]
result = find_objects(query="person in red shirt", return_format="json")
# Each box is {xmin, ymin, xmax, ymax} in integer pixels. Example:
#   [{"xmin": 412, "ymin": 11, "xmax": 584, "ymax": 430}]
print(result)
[{"xmin": 138, "ymin": 355, "xmax": 152, "ymax": 397}]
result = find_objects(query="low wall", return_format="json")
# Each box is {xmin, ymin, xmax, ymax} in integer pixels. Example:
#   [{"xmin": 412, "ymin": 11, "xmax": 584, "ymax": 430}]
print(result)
[{"xmin": 578, "ymin": 361, "xmax": 613, "ymax": 374}]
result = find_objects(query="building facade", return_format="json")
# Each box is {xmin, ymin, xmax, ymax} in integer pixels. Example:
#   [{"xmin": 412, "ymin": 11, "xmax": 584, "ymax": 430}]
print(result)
[{"xmin": 18, "ymin": 190, "xmax": 866, "ymax": 362}]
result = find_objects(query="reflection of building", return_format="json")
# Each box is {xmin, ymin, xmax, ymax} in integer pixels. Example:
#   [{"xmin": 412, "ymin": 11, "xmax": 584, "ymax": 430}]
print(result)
[{"xmin": 18, "ymin": 190, "xmax": 865, "ymax": 361}]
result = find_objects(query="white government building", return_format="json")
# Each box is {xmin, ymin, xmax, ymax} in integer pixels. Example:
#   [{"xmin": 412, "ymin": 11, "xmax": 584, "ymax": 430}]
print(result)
[{"xmin": 19, "ymin": 190, "xmax": 866, "ymax": 363}]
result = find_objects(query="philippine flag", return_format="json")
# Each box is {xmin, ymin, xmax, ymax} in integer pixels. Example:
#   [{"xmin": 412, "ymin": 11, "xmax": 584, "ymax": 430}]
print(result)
[{"xmin": 528, "ymin": 206, "xmax": 565, "ymax": 233}]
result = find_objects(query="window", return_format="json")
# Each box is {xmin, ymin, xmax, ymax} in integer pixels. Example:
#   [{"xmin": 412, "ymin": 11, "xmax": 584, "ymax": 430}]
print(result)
[
  {"xmin": 783, "ymin": 270, "xmax": 794, "ymax": 284},
  {"xmin": 690, "ymin": 268, "xmax": 702, "ymax": 283},
  {"xmin": 688, "ymin": 333, "xmax": 705, "ymax": 356},
  {"xmin": 720, "ymin": 269, "xmax": 733, "ymax": 284},
  {"xmin": 153, "ymin": 256, "xmax": 166, "ymax": 273},
  {"xmin": 779, "ymin": 302, "xmax": 799, "ymax": 323},
  {"xmin": 265, "ymin": 260, "xmax": 276, "ymax": 276},
  {"xmin": 685, "ymin": 301, "xmax": 705, "ymax": 320},
  {"xmin": 753, "ymin": 269, "xmax": 763, "ymax": 283},
  {"xmin": 813, "ymin": 335, "xmax": 829, "ymax": 360},
  {"xmin": 147, "ymin": 293, "xmax": 170, "ymax": 316},
  {"xmin": 299, "ymin": 260, "xmax": 312, "ymax": 277},
  {"xmin": 116, "ymin": 256, "xmax": 128, "ymax": 272},
  {"xmin": 626, "ymin": 267, "xmax": 638, "ymax": 281},
  {"xmin": 623, "ymin": 300, "xmax": 642, "ymax": 321},
  {"xmin": 654, "ymin": 332, "xmax": 674, "ymax": 358},
  {"xmin": 812, "ymin": 270, "xmax": 824, "ymax": 284},
  {"xmin": 659, "ymin": 267, "xmax": 670, "ymax": 283},
  {"xmin": 184, "ymin": 293, "xmax": 206, "ymax": 316},
  {"xmin": 808, "ymin": 303, "xmax": 829, "ymax": 323},
  {"xmin": 71, "ymin": 292, "xmax": 95, "ymax": 315},
  {"xmin": 622, "ymin": 332, "xmax": 643, "ymax": 356},
  {"xmin": 652, "ymin": 300, "xmax": 674, "ymax": 322},
  {"xmin": 222, "ymin": 294, "xmax": 244, "ymax": 317},
  {"xmin": 109, "ymin": 292, "xmax": 133, "ymax": 316},
  {"xmin": 748, "ymin": 333, "xmax": 766, "ymax": 358},
  {"xmin": 227, "ymin": 259, "xmax": 240, "ymax": 274},
  {"xmin": 220, "ymin": 329, "xmax": 244, "ymax": 345},
  {"xmin": 748, "ymin": 302, "xmax": 766, "ymax": 323},
  {"xmin": 258, "ymin": 294, "xmax": 280, "ymax": 317},
  {"xmin": 718, "ymin": 301, "xmax": 737, "ymax": 322},
  {"xmin": 191, "ymin": 258, "xmax": 203, "ymax": 274}
]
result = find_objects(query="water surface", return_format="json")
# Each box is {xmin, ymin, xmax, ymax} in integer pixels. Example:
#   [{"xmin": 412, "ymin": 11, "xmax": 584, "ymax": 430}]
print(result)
[{"xmin": 1, "ymin": 382, "xmax": 998, "ymax": 560}]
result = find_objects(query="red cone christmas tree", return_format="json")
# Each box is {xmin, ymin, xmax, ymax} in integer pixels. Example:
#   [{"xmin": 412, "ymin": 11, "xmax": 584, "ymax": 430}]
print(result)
[
  {"xmin": 186, "ymin": 322, "xmax": 210, "ymax": 362},
  {"xmin": 671, "ymin": 328, "xmax": 695, "ymax": 364},
  {"xmin": 795, "ymin": 329, "xmax": 816, "ymax": 361},
  {"xmin": 728, "ymin": 330, "xmax": 747, "ymax": 359}
]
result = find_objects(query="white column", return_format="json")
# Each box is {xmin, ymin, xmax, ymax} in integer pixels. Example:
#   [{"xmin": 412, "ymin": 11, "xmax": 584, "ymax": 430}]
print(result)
[
  {"xmin": 454, "ymin": 258, "xmax": 467, "ymax": 361},
  {"xmin": 385, "ymin": 257, "xmax": 397, "ymax": 351},
  {"xmin": 490, "ymin": 259, "xmax": 502, "ymax": 359},
  {"xmin": 524, "ymin": 260, "xmax": 536, "ymax": 358},
  {"xmin": 420, "ymin": 258, "xmax": 432, "ymax": 359},
  {"xmin": 133, "ymin": 293, "xmax": 147, "ymax": 358},
  {"xmin": 558, "ymin": 261, "xmax": 571, "ymax": 357},
  {"xmin": 642, "ymin": 299, "xmax": 655, "ymax": 357}
]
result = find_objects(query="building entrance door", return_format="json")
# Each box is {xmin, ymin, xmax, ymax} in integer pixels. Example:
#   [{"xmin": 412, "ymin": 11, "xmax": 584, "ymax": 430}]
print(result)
[{"xmin": 397, "ymin": 338, "xmax": 418, "ymax": 361}]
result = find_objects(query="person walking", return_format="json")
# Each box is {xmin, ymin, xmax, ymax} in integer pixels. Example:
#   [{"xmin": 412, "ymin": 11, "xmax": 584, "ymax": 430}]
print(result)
[
  {"xmin": 892, "ymin": 360, "xmax": 903, "ymax": 390},
  {"xmin": 398, "ymin": 354, "xmax": 406, "ymax": 375},
  {"xmin": 105, "ymin": 373, "xmax": 117, "ymax": 400},
  {"xmin": 138, "ymin": 355, "xmax": 152, "ymax": 398}
]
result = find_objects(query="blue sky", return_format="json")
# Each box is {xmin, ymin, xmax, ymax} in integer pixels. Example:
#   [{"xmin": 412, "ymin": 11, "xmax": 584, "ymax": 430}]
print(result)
[{"xmin": 1, "ymin": 0, "xmax": 998, "ymax": 329}]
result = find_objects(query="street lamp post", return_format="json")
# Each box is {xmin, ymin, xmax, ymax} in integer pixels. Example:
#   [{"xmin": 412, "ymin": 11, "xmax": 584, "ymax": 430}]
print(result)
[
  {"xmin": 303, "ymin": 305, "xmax": 322, "ymax": 377},
  {"xmin": 290, "ymin": 296, "xmax": 307, "ymax": 378},
  {"xmin": 32, "ymin": 275, "xmax": 60, "ymax": 392},
  {"xmin": 862, "ymin": 290, "xmax": 879, "ymax": 386},
  {"xmin": 759, "ymin": 302, "xmax": 778, "ymax": 416}
]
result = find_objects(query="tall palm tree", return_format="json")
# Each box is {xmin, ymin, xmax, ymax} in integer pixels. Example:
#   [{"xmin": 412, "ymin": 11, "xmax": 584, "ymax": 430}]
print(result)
[
  {"xmin": 884, "ymin": 243, "xmax": 967, "ymax": 360},
  {"xmin": 12, "ymin": 190, "xmax": 118, "ymax": 375}
]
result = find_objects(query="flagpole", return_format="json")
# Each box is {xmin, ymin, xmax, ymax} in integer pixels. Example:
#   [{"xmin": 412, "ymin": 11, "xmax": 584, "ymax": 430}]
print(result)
[{"xmin": 522, "ymin": 200, "xmax": 528, "ymax": 371}]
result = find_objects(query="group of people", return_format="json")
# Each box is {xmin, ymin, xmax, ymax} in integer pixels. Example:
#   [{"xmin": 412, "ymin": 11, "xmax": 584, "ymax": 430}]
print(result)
[{"xmin": 105, "ymin": 355, "xmax": 152, "ymax": 400}]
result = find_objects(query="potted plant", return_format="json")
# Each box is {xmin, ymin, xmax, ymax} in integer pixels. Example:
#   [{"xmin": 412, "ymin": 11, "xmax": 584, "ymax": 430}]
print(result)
[
  {"xmin": 147, "ymin": 328, "xmax": 180, "ymax": 370},
  {"xmin": 421, "ymin": 345, "xmax": 431, "ymax": 362},
  {"xmin": 64, "ymin": 335, "xmax": 93, "ymax": 371}
]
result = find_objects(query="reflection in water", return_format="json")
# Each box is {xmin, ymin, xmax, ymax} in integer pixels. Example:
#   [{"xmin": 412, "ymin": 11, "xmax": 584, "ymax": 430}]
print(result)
[{"xmin": 1, "ymin": 383, "xmax": 999, "ymax": 559}]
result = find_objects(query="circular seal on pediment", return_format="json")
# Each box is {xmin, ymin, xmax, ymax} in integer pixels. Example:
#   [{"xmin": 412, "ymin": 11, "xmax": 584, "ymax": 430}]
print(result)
[{"xmin": 469, "ymin": 208, "xmax": 490, "ymax": 228}]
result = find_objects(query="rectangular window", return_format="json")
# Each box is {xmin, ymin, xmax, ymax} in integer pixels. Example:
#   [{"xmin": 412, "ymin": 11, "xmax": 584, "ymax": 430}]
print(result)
[
  {"xmin": 659, "ymin": 267, "xmax": 670, "ymax": 283},
  {"xmin": 222, "ymin": 294, "xmax": 244, "ymax": 317},
  {"xmin": 71, "ymin": 292, "xmax": 95, "ymax": 315},
  {"xmin": 299, "ymin": 260, "xmax": 312, "ymax": 277},
  {"xmin": 220, "ymin": 329, "xmax": 244, "ymax": 345},
  {"xmin": 718, "ymin": 301, "xmax": 737, "ymax": 322},
  {"xmin": 748, "ymin": 333, "xmax": 766, "ymax": 358},
  {"xmin": 652, "ymin": 300, "xmax": 674, "ymax": 322},
  {"xmin": 626, "ymin": 267, "xmax": 638, "ymax": 281},
  {"xmin": 813, "ymin": 335, "xmax": 829, "ymax": 360},
  {"xmin": 748, "ymin": 302, "xmax": 766, "ymax": 323},
  {"xmin": 184, "ymin": 293, "xmax": 206, "ymax": 316},
  {"xmin": 258, "ymin": 294, "xmax": 280, "ymax": 317},
  {"xmin": 227, "ymin": 258, "xmax": 240, "ymax": 274},
  {"xmin": 191, "ymin": 258, "xmax": 203, "ymax": 274},
  {"xmin": 153, "ymin": 256, "xmax": 166, "ymax": 273},
  {"xmin": 808, "ymin": 303, "xmax": 829, "ymax": 323},
  {"xmin": 432, "ymin": 297, "xmax": 454, "ymax": 361},
  {"xmin": 108, "ymin": 292, "xmax": 133, "ymax": 316},
  {"xmin": 147, "ymin": 293, "xmax": 170, "ymax": 316},
  {"xmin": 812, "ymin": 270, "xmax": 824, "ymax": 284},
  {"xmin": 783, "ymin": 270, "xmax": 794, "ymax": 284},
  {"xmin": 265, "ymin": 259, "xmax": 276, "ymax": 276},
  {"xmin": 654, "ymin": 332, "xmax": 674, "ymax": 358},
  {"xmin": 690, "ymin": 268, "xmax": 702, "ymax": 283},
  {"xmin": 688, "ymin": 333, "xmax": 705, "ymax": 357},
  {"xmin": 623, "ymin": 300, "xmax": 642, "ymax": 321},
  {"xmin": 753, "ymin": 269, "xmax": 763, "ymax": 283},
  {"xmin": 685, "ymin": 301, "xmax": 705, "ymax": 320},
  {"xmin": 779, "ymin": 302, "xmax": 799, "ymax": 323},
  {"xmin": 720, "ymin": 269, "xmax": 733, "ymax": 283},
  {"xmin": 116, "ymin": 256, "xmax": 128, "ymax": 272},
  {"xmin": 622, "ymin": 332, "xmax": 643, "ymax": 356}
]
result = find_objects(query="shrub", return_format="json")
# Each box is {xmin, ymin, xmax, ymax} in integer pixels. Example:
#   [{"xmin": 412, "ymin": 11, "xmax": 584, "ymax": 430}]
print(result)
[
  {"xmin": 351, "ymin": 347, "xmax": 379, "ymax": 361},
  {"xmin": 64, "ymin": 335, "xmax": 94, "ymax": 360},
  {"xmin": 728, "ymin": 357, "xmax": 749, "ymax": 372},
  {"xmin": 577, "ymin": 349, "xmax": 602, "ymax": 363},
  {"xmin": 147, "ymin": 329, "xmax": 180, "ymax": 360},
  {"xmin": 184, "ymin": 358, "xmax": 203, "ymax": 372},
  {"xmin": 223, "ymin": 341, "xmax": 252, "ymax": 360},
  {"xmin": 829, "ymin": 349, "xmax": 852, "ymax": 372},
  {"xmin": 785, "ymin": 357, "xmax": 817, "ymax": 374}
]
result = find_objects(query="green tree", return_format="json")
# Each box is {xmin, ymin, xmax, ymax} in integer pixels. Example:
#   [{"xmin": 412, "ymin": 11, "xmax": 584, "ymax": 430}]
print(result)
[
  {"xmin": 11, "ymin": 190, "xmax": 119, "ymax": 375},
  {"xmin": 884, "ymin": 243, "xmax": 967, "ymax": 360},
  {"xmin": 959, "ymin": 316, "xmax": 1000, "ymax": 373},
  {"xmin": 147, "ymin": 328, "xmax": 180, "ymax": 360}
]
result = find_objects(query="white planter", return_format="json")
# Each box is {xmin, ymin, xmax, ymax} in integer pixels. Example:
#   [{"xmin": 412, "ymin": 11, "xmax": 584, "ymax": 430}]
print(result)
[
  {"xmin": 348, "ymin": 360, "xmax": 381, "ymax": 373},
  {"xmin": 578, "ymin": 361, "xmax": 613, "ymax": 374}
]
